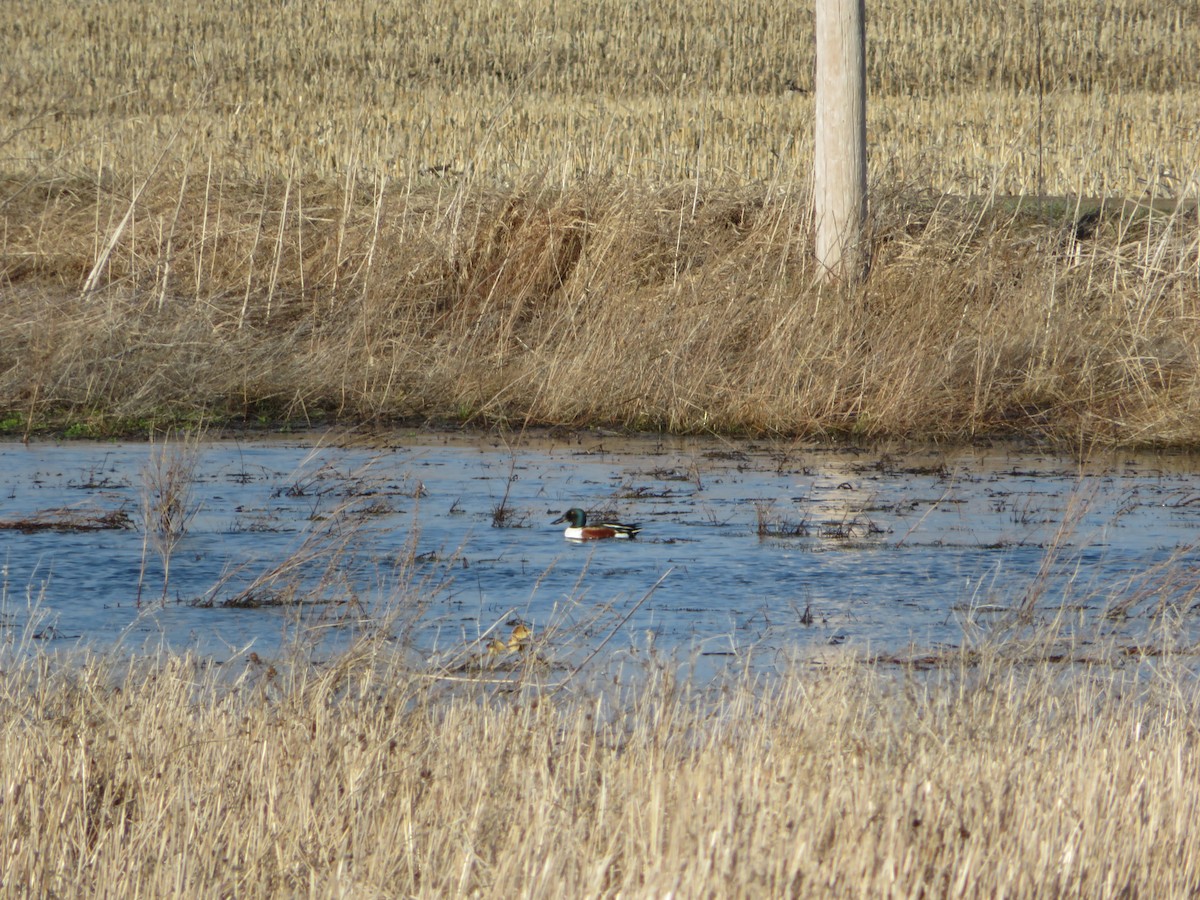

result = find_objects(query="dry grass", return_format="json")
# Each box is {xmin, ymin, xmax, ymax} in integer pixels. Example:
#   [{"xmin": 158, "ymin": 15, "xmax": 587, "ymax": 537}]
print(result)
[
  {"xmin": 2, "ymin": 0, "xmax": 1198, "ymax": 193},
  {"xmin": 2, "ymin": 175, "xmax": 1198, "ymax": 444},
  {"xmin": 2, "ymin": 630, "xmax": 1199, "ymax": 896},
  {"xmin": 0, "ymin": 0, "xmax": 1199, "ymax": 443},
  {"xmin": 136, "ymin": 430, "xmax": 202, "ymax": 605}
]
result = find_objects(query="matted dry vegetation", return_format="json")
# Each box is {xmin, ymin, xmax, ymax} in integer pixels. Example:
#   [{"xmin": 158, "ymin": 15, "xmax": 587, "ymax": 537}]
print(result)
[
  {"xmin": 4, "ymin": 174, "xmax": 1198, "ymax": 444},
  {"xmin": 3, "ymin": 636, "xmax": 1199, "ymax": 896},
  {"xmin": 1, "ymin": 0, "xmax": 1199, "ymax": 442}
]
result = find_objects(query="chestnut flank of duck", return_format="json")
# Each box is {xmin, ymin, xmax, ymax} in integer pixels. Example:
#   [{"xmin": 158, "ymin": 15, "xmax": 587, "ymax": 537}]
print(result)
[{"xmin": 552, "ymin": 508, "xmax": 642, "ymax": 540}]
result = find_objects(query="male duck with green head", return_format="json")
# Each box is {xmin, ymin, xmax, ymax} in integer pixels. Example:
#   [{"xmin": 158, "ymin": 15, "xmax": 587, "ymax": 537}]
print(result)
[{"xmin": 551, "ymin": 508, "xmax": 642, "ymax": 541}]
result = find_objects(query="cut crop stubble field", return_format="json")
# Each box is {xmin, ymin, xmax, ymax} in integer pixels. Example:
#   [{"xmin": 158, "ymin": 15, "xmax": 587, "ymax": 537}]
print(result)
[
  {"xmin": 0, "ymin": 0, "xmax": 1198, "ymax": 443},
  {"xmin": 4, "ymin": 3, "xmax": 1200, "ymax": 895}
]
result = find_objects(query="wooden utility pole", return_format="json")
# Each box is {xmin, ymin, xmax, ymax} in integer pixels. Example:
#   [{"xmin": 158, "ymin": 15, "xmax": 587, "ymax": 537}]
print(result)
[{"xmin": 814, "ymin": 0, "xmax": 867, "ymax": 283}]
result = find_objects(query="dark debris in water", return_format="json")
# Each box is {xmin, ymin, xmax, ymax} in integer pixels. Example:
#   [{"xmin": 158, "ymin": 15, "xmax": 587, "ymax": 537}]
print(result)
[
  {"xmin": 0, "ymin": 506, "xmax": 133, "ymax": 532},
  {"xmin": 491, "ymin": 503, "xmax": 532, "ymax": 527},
  {"xmin": 819, "ymin": 517, "xmax": 888, "ymax": 539},
  {"xmin": 618, "ymin": 485, "xmax": 681, "ymax": 499},
  {"xmin": 758, "ymin": 521, "xmax": 811, "ymax": 538}
]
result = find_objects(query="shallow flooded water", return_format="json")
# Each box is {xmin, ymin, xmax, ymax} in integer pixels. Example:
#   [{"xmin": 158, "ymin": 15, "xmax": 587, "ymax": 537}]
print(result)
[{"xmin": 2, "ymin": 431, "xmax": 1199, "ymax": 671}]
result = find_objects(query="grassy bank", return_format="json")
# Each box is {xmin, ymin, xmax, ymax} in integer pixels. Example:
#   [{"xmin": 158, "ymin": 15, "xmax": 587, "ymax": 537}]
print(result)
[
  {"xmin": 3, "ymin": 635, "xmax": 1199, "ymax": 896},
  {"xmin": 2, "ymin": 0, "xmax": 1199, "ymax": 444},
  {"xmin": 3, "ymin": 176, "xmax": 1198, "ymax": 444}
]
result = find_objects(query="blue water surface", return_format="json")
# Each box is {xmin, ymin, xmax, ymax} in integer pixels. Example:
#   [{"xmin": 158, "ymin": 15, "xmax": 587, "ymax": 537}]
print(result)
[{"xmin": 2, "ymin": 431, "xmax": 1198, "ymax": 669}]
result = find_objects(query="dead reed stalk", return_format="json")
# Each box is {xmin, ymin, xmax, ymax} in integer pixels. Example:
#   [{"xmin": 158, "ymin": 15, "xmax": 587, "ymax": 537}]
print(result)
[{"xmin": 136, "ymin": 430, "xmax": 202, "ymax": 606}]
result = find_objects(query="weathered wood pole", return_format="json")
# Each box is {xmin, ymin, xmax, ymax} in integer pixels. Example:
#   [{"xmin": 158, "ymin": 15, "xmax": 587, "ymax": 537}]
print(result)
[{"xmin": 814, "ymin": 0, "xmax": 867, "ymax": 283}]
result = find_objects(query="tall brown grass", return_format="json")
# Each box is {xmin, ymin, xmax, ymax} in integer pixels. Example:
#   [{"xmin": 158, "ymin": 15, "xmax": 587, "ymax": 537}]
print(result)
[
  {"xmin": 3, "ymin": 631, "xmax": 1199, "ymax": 896},
  {"xmin": 2, "ymin": 173, "xmax": 1197, "ymax": 444},
  {"xmin": 1, "ymin": 0, "xmax": 1199, "ymax": 443}
]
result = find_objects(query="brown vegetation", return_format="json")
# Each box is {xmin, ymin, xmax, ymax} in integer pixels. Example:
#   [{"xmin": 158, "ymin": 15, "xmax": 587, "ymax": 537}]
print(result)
[
  {"xmin": 3, "ymin": 176, "xmax": 1197, "ymax": 444},
  {"xmin": 3, "ymin": 635, "xmax": 1198, "ymax": 896},
  {"xmin": 3, "ymin": 0, "xmax": 1198, "ymax": 192},
  {"xmin": 0, "ymin": 0, "xmax": 1198, "ymax": 442}
]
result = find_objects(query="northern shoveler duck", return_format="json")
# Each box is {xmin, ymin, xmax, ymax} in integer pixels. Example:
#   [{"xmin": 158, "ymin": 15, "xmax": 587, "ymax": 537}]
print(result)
[{"xmin": 551, "ymin": 507, "xmax": 642, "ymax": 541}]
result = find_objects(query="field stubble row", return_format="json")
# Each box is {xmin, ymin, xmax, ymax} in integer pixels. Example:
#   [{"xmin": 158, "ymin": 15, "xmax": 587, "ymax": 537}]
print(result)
[{"xmin": 1, "ymin": 0, "xmax": 1198, "ymax": 192}]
